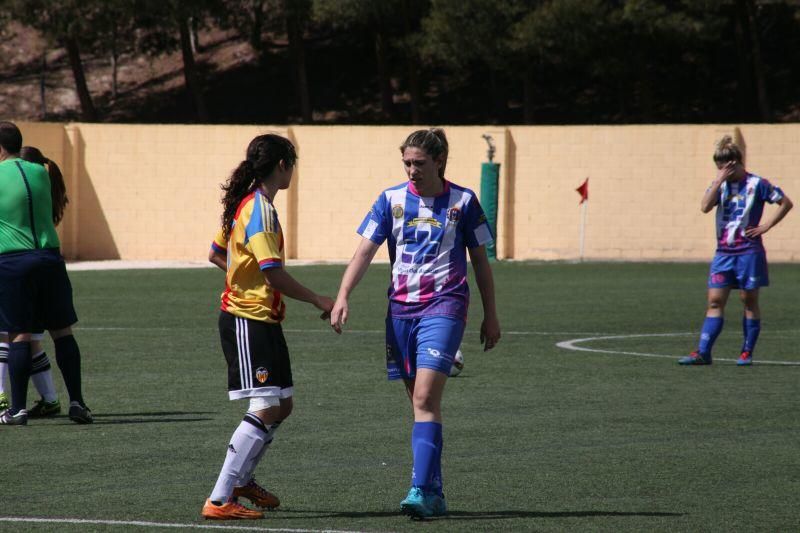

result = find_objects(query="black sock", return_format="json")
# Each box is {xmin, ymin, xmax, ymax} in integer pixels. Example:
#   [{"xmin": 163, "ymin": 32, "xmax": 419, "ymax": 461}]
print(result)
[
  {"xmin": 55, "ymin": 335, "xmax": 84, "ymax": 405},
  {"xmin": 9, "ymin": 342, "xmax": 32, "ymax": 415}
]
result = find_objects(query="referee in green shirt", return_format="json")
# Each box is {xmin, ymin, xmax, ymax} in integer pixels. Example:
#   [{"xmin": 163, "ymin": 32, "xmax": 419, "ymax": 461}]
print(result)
[{"xmin": 0, "ymin": 121, "xmax": 89, "ymax": 425}]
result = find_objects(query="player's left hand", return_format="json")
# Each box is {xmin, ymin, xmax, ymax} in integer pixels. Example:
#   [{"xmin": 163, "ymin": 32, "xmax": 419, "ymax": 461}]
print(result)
[
  {"xmin": 480, "ymin": 316, "xmax": 501, "ymax": 352},
  {"xmin": 745, "ymin": 224, "xmax": 770, "ymax": 238}
]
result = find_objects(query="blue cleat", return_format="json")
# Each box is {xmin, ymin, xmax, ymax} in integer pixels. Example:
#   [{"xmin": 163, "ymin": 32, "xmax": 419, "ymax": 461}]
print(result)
[
  {"xmin": 678, "ymin": 351, "xmax": 711, "ymax": 365},
  {"xmin": 737, "ymin": 351, "xmax": 753, "ymax": 366},
  {"xmin": 426, "ymin": 493, "xmax": 447, "ymax": 517},
  {"xmin": 400, "ymin": 487, "xmax": 432, "ymax": 519}
]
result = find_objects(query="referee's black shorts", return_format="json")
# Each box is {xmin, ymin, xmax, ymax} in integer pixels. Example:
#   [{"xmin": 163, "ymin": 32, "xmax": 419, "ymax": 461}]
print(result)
[
  {"xmin": 218, "ymin": 310, "xmax": 293, "ymax": 401},
  {"xmin": 0, "ymin": 248, "xmax": 78, "ymax": 333}
]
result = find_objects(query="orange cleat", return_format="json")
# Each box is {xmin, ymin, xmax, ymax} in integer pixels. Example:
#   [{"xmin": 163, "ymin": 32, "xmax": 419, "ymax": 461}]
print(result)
[
  {"xmin": 201, "ymin": 498, "xmax": 264, "ymax": 520},
  {"xmin": 233, "ymin": 478, "xmax": 281, "ymax": 509}
]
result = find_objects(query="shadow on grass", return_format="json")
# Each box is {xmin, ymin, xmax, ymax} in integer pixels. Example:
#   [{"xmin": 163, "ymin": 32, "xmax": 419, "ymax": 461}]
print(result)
[
  {"xmin": 91, "ymin": 411, "xmax": 214, "ymax": 417},
  {"xmin": 274, "ymin": 509, "xmax": 683, "ymax": 520},
  {"xmin": 30, "ymin": 411, "xmax": 215, "ymax": 426}
]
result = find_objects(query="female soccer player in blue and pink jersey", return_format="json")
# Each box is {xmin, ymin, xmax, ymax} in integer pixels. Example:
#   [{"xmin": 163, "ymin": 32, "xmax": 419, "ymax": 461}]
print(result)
[
  {"xmin": 679, "ymin": 135, "xmax": 792, "ymax": 366},
  {"xmin": 330, "ymin": 128, "xmax": 501, "ymax": 518}
]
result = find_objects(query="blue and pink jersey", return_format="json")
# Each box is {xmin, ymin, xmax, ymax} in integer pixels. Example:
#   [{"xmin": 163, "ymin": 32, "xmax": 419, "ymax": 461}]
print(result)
[
  {"xmin": 358, "ymin": 180, "xmax": 493, "ymax": 320},
  {"xmin": 714, "ymin": 173, "xmax": 784, "ymax": 255}
]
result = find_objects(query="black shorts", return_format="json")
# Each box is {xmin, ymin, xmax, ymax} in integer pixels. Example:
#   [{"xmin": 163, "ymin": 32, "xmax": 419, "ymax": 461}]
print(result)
[
  {"xmin": 0, "ymin": 248, "xmax": 78, "ymax": 332},
  {"xmin": 218, "ymin": 311, "xmax": 293, "ymax": 401}
]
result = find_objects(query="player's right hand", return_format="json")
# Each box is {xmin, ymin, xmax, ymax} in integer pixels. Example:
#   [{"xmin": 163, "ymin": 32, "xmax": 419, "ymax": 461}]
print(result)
[
  {"xmin": 330, "ymin": 298, "xmax": 348, "ymax": 334},
  {"xmin": 716, "ymin": 161, "xmax": 736, "ymax": 182}
]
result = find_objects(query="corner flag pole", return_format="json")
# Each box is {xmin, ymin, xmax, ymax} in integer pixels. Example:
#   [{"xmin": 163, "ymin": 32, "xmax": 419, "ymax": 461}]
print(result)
[{"xmin": 576, "ymin": 178, "xmax": 589, "ymax": 262}]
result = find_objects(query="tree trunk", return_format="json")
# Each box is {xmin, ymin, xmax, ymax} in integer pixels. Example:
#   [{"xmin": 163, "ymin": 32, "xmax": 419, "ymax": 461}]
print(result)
[
  {"xmin": 738, "ymin": 0, "xmax": 771, "ymax": 121},
  {"xmin": 285, "ymin": 0, "xmax": 312, "ymax": 123},
  {"xmin": 249, "ymin": 0, "xmax": 265, "ymax": 56},
  {"xmin": 375, "ymin": 30, "xmax": 394, "ymax": 120},
  {"xmin": 190, "ymin": 16, "xmax": 201, "ymax": 54},
  {"xmin": 64, "ymin": 35, "xmax": 97, "ymax": 122},
  {"xmin": 40, "ymin": 51, "xmax": 47, "ymax": 119},
  {"xmin": 110, "ymin": 30, "xmax": 119, "ymax": 100},
  {"xmin": 523, "ymin": 72, "xmax": 535, "ymax": 124},
  {"xmin": 402, "ymin": 2, "xmax": 422, "ymax": 124},
  {"xmin": 179, "ymin": 17, "xmax": 209, "ymax": 122},
  {"xmin": 732, "ymin": 4, "xmax": 755, "ymax": 120}
]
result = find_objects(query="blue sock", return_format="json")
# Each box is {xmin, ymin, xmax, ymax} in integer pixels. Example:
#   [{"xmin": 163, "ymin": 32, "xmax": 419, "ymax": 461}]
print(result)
[
  {"xmin": 411, "ymin": 421, "xmax": 442, "ymax": 492},
  {"xmin": 8, "ymin": 342, "xmax": 32, "ymax": 415},
  {"xmin": 697, "ymin": 316, "xmax": 724, "ymax": 356},
  {"xmin": 432, "ymin": 425, "xmax": 444, "ymax": 497},
  {"xmin": 55, "ymin": 335, "xmax": 84, "ymax": 405},
  {"xmin": 742, "ymin": 318, "xmax": 761, "ymax": 353}
]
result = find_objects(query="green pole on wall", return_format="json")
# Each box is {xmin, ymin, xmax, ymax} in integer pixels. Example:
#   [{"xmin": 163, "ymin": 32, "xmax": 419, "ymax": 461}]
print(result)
[{"xmin": 480, "ymin": 161, "xmax": 500, "ymax": 261}]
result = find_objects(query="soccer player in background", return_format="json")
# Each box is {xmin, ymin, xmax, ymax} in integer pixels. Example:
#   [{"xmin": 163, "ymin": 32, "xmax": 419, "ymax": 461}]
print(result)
[
  {"xmin": 202, "ymin": 134, "xmax": 334, "ymax": 520},
  {"xmin": 679, "ymin": 135, "xmax": 793, "ymax": 366},
  {"xmin": 0, "ymin": 123, "xmax": 91, "ymax": 425},
  {"xmin": 330, "ymin": 128, "xmax": 501, "ymax": 518}
]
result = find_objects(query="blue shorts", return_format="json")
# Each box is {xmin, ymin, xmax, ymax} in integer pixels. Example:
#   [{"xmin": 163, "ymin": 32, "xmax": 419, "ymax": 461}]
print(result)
[
  {"xmin": 0, "ymin": 248, "xmax": 78, "ymax": 332},
  {"xmin": 708, "ymin": 251, "xmax": 769, "ymax": 291},
  {"xmin": 385, "ymin": 316, "xmax": 465, "ymax": 380}
]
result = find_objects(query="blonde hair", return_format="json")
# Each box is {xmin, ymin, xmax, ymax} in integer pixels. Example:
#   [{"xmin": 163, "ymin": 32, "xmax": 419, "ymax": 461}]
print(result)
[
  {"xmin": 713, "ymin": 135, "xmax": 743, "ymax": 165},
  {"xmin": 400, "ymin": 128, "xmax": 449, "ymax": 179}
]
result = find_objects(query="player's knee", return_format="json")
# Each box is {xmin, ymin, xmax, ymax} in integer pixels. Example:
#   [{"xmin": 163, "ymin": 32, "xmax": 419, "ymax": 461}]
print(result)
[
  {"xmin": 707, "ymin": 298, "xmax": 724, "ymax": 310},
  {"xmin": 740, "ymin": 292, "xmax": 758, "ymax": 308},
  {"xmin": 278, "ymin": 398, "xmax": 293, "ymax": 419},
  {"xmin": 412, "ymin": 393, "xmax": 437, "ymax": 415}
]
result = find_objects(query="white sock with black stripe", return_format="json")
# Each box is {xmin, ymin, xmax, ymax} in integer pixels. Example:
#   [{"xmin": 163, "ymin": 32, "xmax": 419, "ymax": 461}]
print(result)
[
  {"xmin": 0, "ymin": 342, "xmax": 8, "ymax": 394},
  {"xmin": 238, "ymin": 418, "xmax": 282, "ymax": 486},
  {"xmin": 210, "ymin": 413, "xmax": 271, "ymax": 504},
  {"xmin": 30, "ymin": 350, "xmax": 58, "ymax": 403}
]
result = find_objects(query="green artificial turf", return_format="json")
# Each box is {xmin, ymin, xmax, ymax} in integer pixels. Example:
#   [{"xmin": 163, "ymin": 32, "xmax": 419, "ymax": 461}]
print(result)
[{"xmin": 2, "ymin": 262, "xmax": 798, "ymax": 532}]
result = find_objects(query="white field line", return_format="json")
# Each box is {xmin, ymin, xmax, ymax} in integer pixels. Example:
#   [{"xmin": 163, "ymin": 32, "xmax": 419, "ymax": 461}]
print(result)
[
  {"xmin": 556, "ymin": 332, "xmax": 800, "ymax": 366},
  {"xmin": 0, "ymin": 516, "xmax": 365, "ymax": 533},
  {"xmin": 70, "ymin": 326, "xmax": 800, "ymax": 365}
]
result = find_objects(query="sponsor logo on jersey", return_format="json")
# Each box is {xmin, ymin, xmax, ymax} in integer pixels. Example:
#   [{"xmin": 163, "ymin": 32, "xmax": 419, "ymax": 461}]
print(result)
[
  {"xmin": 392, "ymin": 204, "xmax": 404, "ymax": 218},
  {"xmin": 406, "ymin": 217, "xmax": 442, "ymax": 228},
  {"xmin": 255, "ymin": 367, "xmax": 270, "ymax": 384},
  {"xmin": 447, "ymin": 207, "xmax": 461, "ymax": 222},
  {"xmin": 228, "ymin": 444, "xmax": 237, "ymax": 454}
]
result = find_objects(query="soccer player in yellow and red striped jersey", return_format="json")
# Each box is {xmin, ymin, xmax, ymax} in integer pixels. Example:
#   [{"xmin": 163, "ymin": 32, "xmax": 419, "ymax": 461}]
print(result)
[
  {"xmin": 211, "ymin": 190, "xmax": 286, "ymax": 323},
  {"xmin": 202, "ymin": 134, "xmax": 334, "ymax": 521}
]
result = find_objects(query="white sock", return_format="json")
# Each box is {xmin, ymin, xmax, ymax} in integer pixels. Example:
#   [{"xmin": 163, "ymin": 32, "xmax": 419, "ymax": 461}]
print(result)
[
  {"xmin": 30, "ymin": 351, "xmax": 58, "ymax": 402},
  {"xmin": 238, "ymin": 419, "xmax": 281, "ymax": 486},
  {"xmin": 0, "ymin": 342, "xmax": 9, "ymax": 394},
  {"xmin": 210, "ymin": 414, "xmax": 270, "ymax": 503}
]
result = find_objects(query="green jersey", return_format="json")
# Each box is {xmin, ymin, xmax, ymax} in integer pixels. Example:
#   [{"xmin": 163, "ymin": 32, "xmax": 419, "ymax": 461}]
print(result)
[{"xmin": 0, "ymin": 158, "xmax": 61, "ymax": 254}]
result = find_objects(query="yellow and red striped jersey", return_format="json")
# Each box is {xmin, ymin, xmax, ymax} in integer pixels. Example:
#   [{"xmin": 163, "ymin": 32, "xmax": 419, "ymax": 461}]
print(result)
[{"xmin": 212, "ymin": 190, "xmax": 285, "ymax": 323}]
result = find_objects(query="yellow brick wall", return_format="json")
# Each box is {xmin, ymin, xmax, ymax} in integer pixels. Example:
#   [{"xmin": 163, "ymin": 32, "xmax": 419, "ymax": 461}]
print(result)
[
  {"xmin": 508, "ymin": 124, "xmax": 799, "ymax": 261},
  {"xmin": 12, "ymin": 123, "xmax": 800, "ymax": 262},
  {"xmin": 289, "ymin": 126, "xmax": 507, "ymax": 261},
  {"xmin": 63, "ymin": 124, "xmax": 289, "ymax": 260}
]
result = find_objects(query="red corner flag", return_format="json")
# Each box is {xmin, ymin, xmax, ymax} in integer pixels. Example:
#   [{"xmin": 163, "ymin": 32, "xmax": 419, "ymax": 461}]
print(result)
[{"xmin": 576, "ymin": 178, "xmax": 589, "ymax": 204}]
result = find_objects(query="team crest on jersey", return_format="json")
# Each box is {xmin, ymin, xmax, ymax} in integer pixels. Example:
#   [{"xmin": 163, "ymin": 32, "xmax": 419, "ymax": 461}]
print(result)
[
  {"xmin": 447, "ymin": 207, "xmax": 461, "ymax": 222},
  {"xmin": 255, "ymin": 367, "xmax": 270, "ymax": 384},
  {"xmin": 392, "ymin": 204, "xmax": 404, "ymax": 219}
]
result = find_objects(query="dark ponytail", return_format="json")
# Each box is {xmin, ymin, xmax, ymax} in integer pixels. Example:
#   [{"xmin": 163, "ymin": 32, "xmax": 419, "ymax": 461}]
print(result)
[
  {"xmin": 20, "ymin": 146, "xmax": 69, "ymax": 225},
  {"xmin": 221, "ymin": 134, "xmax": 297, "ymax": 239}
]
